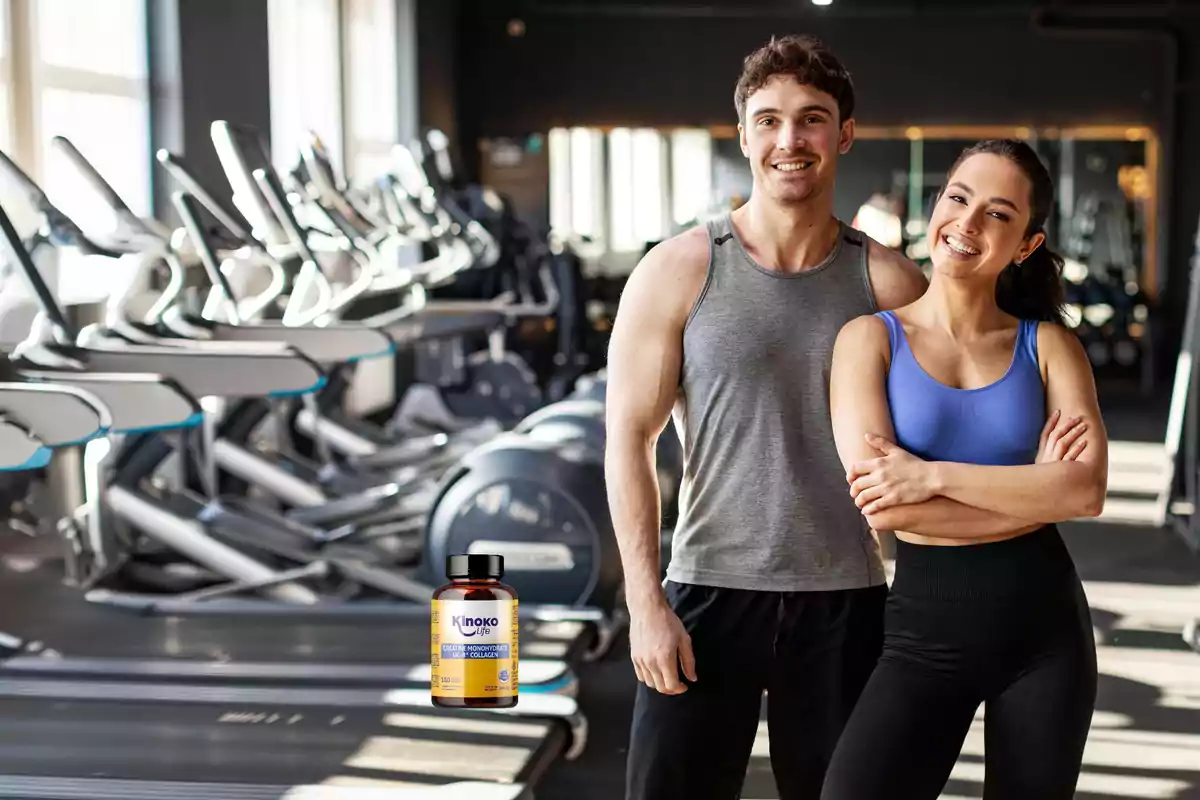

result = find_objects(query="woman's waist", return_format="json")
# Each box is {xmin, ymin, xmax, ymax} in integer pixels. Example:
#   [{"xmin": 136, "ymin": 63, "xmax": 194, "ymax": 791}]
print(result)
[{"xmin": 890, "ymin": 524, "xmax": 1077, "ymax": 601}]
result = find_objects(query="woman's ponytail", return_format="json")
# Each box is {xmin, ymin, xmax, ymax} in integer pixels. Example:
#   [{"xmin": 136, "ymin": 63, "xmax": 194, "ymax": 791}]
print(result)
[{"xmin": 994, "ymin": 241, "xmax": 1067, "ymax": 324}]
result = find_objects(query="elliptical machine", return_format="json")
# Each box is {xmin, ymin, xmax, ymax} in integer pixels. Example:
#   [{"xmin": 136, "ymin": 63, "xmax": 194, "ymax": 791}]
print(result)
[{"xmin": 15, "ymin": 130, "xmax": 625, "ymax": 622}]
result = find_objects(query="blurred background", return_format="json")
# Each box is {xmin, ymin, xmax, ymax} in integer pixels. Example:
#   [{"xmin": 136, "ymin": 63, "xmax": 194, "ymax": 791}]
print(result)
[
  {"xmin": 0, "ymin": 0, "xmax": 1178, "ymax": 400},
  {"xmin": 0, "ymin": 1, "xmax": 1194, "ymax": 799}
]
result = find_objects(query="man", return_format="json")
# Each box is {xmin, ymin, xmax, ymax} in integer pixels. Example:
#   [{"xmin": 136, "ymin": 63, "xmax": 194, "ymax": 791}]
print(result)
[{"xmin": 604, "ymin": 34, "xmax": 928, "ymax": 799}]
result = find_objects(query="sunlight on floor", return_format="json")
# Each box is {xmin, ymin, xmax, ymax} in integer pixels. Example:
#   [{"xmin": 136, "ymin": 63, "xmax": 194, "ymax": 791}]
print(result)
[{"xmin": 746, "ymin": 574, "xmax": 1200, "ymax": 800}]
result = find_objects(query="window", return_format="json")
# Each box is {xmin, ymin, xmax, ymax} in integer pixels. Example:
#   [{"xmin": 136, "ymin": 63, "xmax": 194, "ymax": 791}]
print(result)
[
  {"xmin": 552, "ymin": 126, "xmax": 709, "ymax": 256},
  {"xmin": 607, "ymin": 129, "xmax": 635, "ymax": 251},
  {"xmin": 670, "ymin": 128, "xmax": 713, "ymax": 227},
  {"xmin": 36, "ymin": 0, "xmax": 145, "ymax": 79},
  {"xmin": 27, "ymin": 0, "xmax": 151, "ymax": 304},
  {"xmin": 570, "ymin": 127, "xmax": 605, "ymax": 243},
  {"xmin": 607, "ymin": 128, "xmax": 667, "ymax": 252},
  {"xmin": 548, "ymin": 126, "xmax": 606, "ymax": 245},
  {"xmin": 630, "ymin": 128, "xmax": 667, "ymax": 245},
  {"xmin": 548, "ymin": 127, "xmax": 572, "ymax": 239},
  {"xmin": 0, "ymin": 0, "xmax": 11, "ymax": 155},
  {"xmin": 268, "ymin": 0, "xmax": 343, "ymax": 177},
  {"xmin": 343, "ymin": 0, "xmax": 397, "ymax": 186}
]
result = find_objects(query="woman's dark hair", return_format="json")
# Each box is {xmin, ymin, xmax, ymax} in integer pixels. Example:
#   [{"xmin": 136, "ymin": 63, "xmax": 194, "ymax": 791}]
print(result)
[{"xmin": 944, "ymin": 139, "xmax": 1067, "ymax": 324}]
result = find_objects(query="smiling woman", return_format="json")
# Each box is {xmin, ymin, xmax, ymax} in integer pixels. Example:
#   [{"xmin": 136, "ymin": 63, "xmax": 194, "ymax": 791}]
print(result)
[
  {"xmin": 821, "ymin": 139, "xmax": 1107, "ymax": 799},
  {"xmin": 938, "ymin": 140, "xmax": 1069, "ymax": 325}
]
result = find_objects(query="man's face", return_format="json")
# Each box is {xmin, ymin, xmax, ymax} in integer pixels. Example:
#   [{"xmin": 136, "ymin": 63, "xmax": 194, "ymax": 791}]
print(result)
[{"xmin": 738, "ymin": 75, "xmax": 854, "ymax": 207}]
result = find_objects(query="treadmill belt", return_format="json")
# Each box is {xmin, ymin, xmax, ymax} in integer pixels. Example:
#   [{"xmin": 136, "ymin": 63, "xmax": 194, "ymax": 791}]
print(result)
[
  {"xmin": 14, "ymin": 612, "xmax": 580, "ymax": 663},
  {"xmin": 0, "ymin": 562, "xmax": 588, "ymax": 664},
  {"xmin": 0, "ymin": 655, "xmax": 572, "ymax": 689},
  {"xmin": 0, "ymin": 777, "xmax": 534, "ymax": 800},
  {"xmin": 0, "ymin": 697, "xmax": 565, "ymax": 789}
]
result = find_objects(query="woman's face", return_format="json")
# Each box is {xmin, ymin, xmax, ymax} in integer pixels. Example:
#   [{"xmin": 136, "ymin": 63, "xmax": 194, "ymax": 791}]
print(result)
[{"xmin": 927, "ymin": 152, "xmax": 1044, "ymax": 281}]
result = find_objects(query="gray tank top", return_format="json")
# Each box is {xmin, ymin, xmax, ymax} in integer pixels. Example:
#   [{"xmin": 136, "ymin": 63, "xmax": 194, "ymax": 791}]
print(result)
[{"xmin": 665, "ymin": 213, "xmax": 888, "ymax": 592}]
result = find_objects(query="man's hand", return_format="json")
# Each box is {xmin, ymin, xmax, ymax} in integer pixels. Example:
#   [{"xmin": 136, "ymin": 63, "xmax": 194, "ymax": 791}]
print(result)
[
  {"xmin": 849, "ymin": 434, "xmax": 937, "ymax": 515},
  {"xmin": 629, "ymin": 598, "xmax": 697, "ymax": 695},
  {"xmin": 1036, "ymin": 409, "xmax": 1089, "ymax": 464}
]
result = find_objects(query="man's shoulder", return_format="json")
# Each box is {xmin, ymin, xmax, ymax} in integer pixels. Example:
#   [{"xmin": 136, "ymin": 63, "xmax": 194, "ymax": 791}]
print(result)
[
  {"xmin": 858, "ymin": 233, "xmax": 928, "ymax": 310},
  {"xmin": 642, "ymin": 223, "xmax": 712, "ymax": 273},
  {"xmin": 621, "ymin": 223, "xmax": 713, "ymax": 319}
]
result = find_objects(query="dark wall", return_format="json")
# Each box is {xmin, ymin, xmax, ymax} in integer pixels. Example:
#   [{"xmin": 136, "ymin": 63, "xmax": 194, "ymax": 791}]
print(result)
[
  {"xmin": 1168, "ymin": 20, "xmax": 1200, "ymax": 327},
  {"xmin": 449, "ymin": 2, "xmax": 1200, "ymax": 363},
  {"xmin": 417, "ymin": 0, "xmax": 460, "ymax": 146},
  {"xmin": 713, "ymin": 138, "xmax": 913, "ymax": 223},
  {"xmin": 457, "ymin": 5, "xmax": 1167, "ymax": 133},
  {"xmin": 148, "ymin": 0, "xmax": 271, "ymax": 223}
]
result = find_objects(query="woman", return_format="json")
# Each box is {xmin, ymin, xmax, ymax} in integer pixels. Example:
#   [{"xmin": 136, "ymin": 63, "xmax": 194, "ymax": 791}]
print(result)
[{"xmin": 821, "ymin": 139, "xmax": 1107, "ymax": 799}]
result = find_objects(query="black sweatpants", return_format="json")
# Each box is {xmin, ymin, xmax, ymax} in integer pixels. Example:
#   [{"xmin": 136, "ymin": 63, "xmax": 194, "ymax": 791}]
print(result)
[
  {"xmin": 625, "ymin": 580, "xmax": 888, "ymax": 800},
  {"xmin": 821, "ymin": 526, "xmax": 1098, "ymax": 800}
]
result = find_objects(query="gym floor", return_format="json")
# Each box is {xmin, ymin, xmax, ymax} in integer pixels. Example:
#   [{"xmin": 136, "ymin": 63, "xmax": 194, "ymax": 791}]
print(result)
[
  {"xmin": 0, "ymin": 396, "xmax": 1194, "ymax": 798},
  {"xmin": 536, "ymin": 519, "xmax": 1200, "ymax": 800},
  {"xmin": 526, "ymin": 388, "xmax": 1200, "ymax": 799}
]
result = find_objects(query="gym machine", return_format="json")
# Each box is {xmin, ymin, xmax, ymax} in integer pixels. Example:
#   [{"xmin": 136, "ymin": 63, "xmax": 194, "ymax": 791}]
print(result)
[
  {"xmin": 0, "ymin": 205, "xmax": 590, "ymax": 786},
  {"xmin": 0, "ymin": 562, "xmax": 581, "ymax": 800},
  {"xmin": 49, "ymin": 138, "xmax": 450, "ymax": 545},
  {"xmin": 0, "ymin": 140, "xmax": 627, "ymax": 669},
  {"xmin": 1087, "ymin": 209, "xmax": 1199, "ymax": 654},
  {"xmin": 170, "ymin": 122, "xmax": 628, "ymax": 618},
  {"xmin": 212, "ymin": 121, "xmax": 554, "ymax": 433}
]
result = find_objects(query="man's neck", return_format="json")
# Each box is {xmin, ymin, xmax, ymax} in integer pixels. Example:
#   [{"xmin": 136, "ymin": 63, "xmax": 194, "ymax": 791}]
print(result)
[{"xmin": 733, "ymin": 196, "xmax": 840, "ymax": 274}]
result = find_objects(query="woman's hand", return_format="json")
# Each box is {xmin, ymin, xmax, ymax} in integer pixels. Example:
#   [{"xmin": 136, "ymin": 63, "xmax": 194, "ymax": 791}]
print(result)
[
  {"xmin": 1036, "ymin": 409, "xmax": 1089, "ymax": 464},
  {"xmin": 848, "ymin": 434, "xmax": 937, "ymax": 515}
]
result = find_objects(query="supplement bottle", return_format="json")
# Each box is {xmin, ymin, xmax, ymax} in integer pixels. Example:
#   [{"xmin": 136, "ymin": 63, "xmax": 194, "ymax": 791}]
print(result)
[{"xmin": 431, "ymin": 553, "xmax": 518, "ymax": 708}]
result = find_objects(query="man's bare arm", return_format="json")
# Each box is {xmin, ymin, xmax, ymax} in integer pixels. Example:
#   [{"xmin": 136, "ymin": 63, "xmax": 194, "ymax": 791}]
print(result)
[
  {"xmin": 866, "ymin": 237, "xmax": 928, "ymax": 311},
  {"xmin": 605, "ymin": 228, "xmax": 708, "ymax": 611}
]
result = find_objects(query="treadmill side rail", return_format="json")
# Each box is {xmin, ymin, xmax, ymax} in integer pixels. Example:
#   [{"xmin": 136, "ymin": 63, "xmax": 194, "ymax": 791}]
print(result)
[
  {"xmin": 1, "ymin": 654, "xmax": 576, "ymax": 694},
  {"xmin": 0, "ymin": 777, "xmax": 535, "ymax": 800},
  {"xmin": 0, "ymin": 419, "xmax": 46, "ymax": 468},
  {"xmin": 202, "ymin": 321, "xmax": 396, "ymax": 365},
  {"xmin": 0, "ymin": 383, "xmax": 109, "ymax": 445},
  {"xmin": 82, "ymin": 347, "xmax": 325, "ymax": 399},
  {"xmin": 82, "ymin": 588, "xmax": 614, "ymax": 626},
  {"xmin": 0, "ymin": 679, "xmax": 589, "ymax": 760},
  {"xmin": 15, "ymin": 372, "xmax": 200, "ymax": 434}
]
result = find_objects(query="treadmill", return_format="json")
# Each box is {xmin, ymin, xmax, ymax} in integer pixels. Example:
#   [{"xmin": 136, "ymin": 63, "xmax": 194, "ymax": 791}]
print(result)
[
  {"xmin": 0, "ymin": 266, "xmax": 585, "ymax": 800},
  {"xmin": 0, "ymin": 539, "xmax": 587, "ymax": 797},
  {"xmin": 0, "ymin": 162, "xmax": 613, "ymax": 679},
  {"xmin": 0, "ymin": 309, "xmax": 597, "ymax": 675},
  {"xmin": 204, "ymin": 121, "xmax": 517, "ymax": 463},
  {"xmin": 0, "ymin": 555, "xmax": 587, "ymax": 694},
  {"xmin": 45, "ymin": 136, "xmax": 444, "ymax": 538},
  {"xmin": 142, "ymin": 135, "xmax": 625, "ymax": 654}
]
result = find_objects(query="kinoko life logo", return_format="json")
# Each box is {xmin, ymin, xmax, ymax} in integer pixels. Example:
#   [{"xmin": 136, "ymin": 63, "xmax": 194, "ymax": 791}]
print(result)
[{"xmin": 452, "ymin": 614, "xmax": 500, "ymax": 637}]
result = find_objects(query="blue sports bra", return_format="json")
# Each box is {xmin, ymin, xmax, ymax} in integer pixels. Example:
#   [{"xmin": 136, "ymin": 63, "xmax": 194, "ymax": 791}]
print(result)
[{"xmin": 875, "ymin": 310, "xmax": 1045, "ymax": 466}]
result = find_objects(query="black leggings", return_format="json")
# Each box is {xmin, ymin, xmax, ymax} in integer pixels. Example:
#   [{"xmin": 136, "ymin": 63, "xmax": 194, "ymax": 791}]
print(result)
[{"xmin": 821, "ymin": 526, "xmax": 1097, "ymax": 800}]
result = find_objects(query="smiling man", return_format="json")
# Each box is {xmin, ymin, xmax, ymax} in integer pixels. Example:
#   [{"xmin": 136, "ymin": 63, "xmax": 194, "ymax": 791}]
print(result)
[{"xmin": 604, "ymin": 35, "xmax": 928, "ymax": 799}]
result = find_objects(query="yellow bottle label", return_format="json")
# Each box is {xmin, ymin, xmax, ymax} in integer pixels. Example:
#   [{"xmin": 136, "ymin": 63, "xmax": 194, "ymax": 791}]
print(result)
[{"xmin": 430, "ymin": 599, "xmax": 519, "ymax": 699}]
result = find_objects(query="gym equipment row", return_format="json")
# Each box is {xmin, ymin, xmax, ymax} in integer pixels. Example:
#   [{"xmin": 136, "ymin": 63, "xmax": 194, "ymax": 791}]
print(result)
[
  {"xmin": 0, "ymin": 122, "xmax": 685, "ymax": 796},
  {"xmin": 0, "ymin": 401, "xmax": 583, "ymax": 798},
  {"xmin": 1088, "ymin": 206, "xmax": 1200, "ymax": 655},
  {"xmin": 1059, "ymin": 191, "xmax": 1155, "ymax": 390}
]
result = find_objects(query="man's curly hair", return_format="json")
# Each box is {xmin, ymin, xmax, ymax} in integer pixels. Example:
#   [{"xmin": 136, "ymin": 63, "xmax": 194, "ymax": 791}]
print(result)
[{"xmin": 734, "ymin": 34, "xmax": 855, "ymax": 124}]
